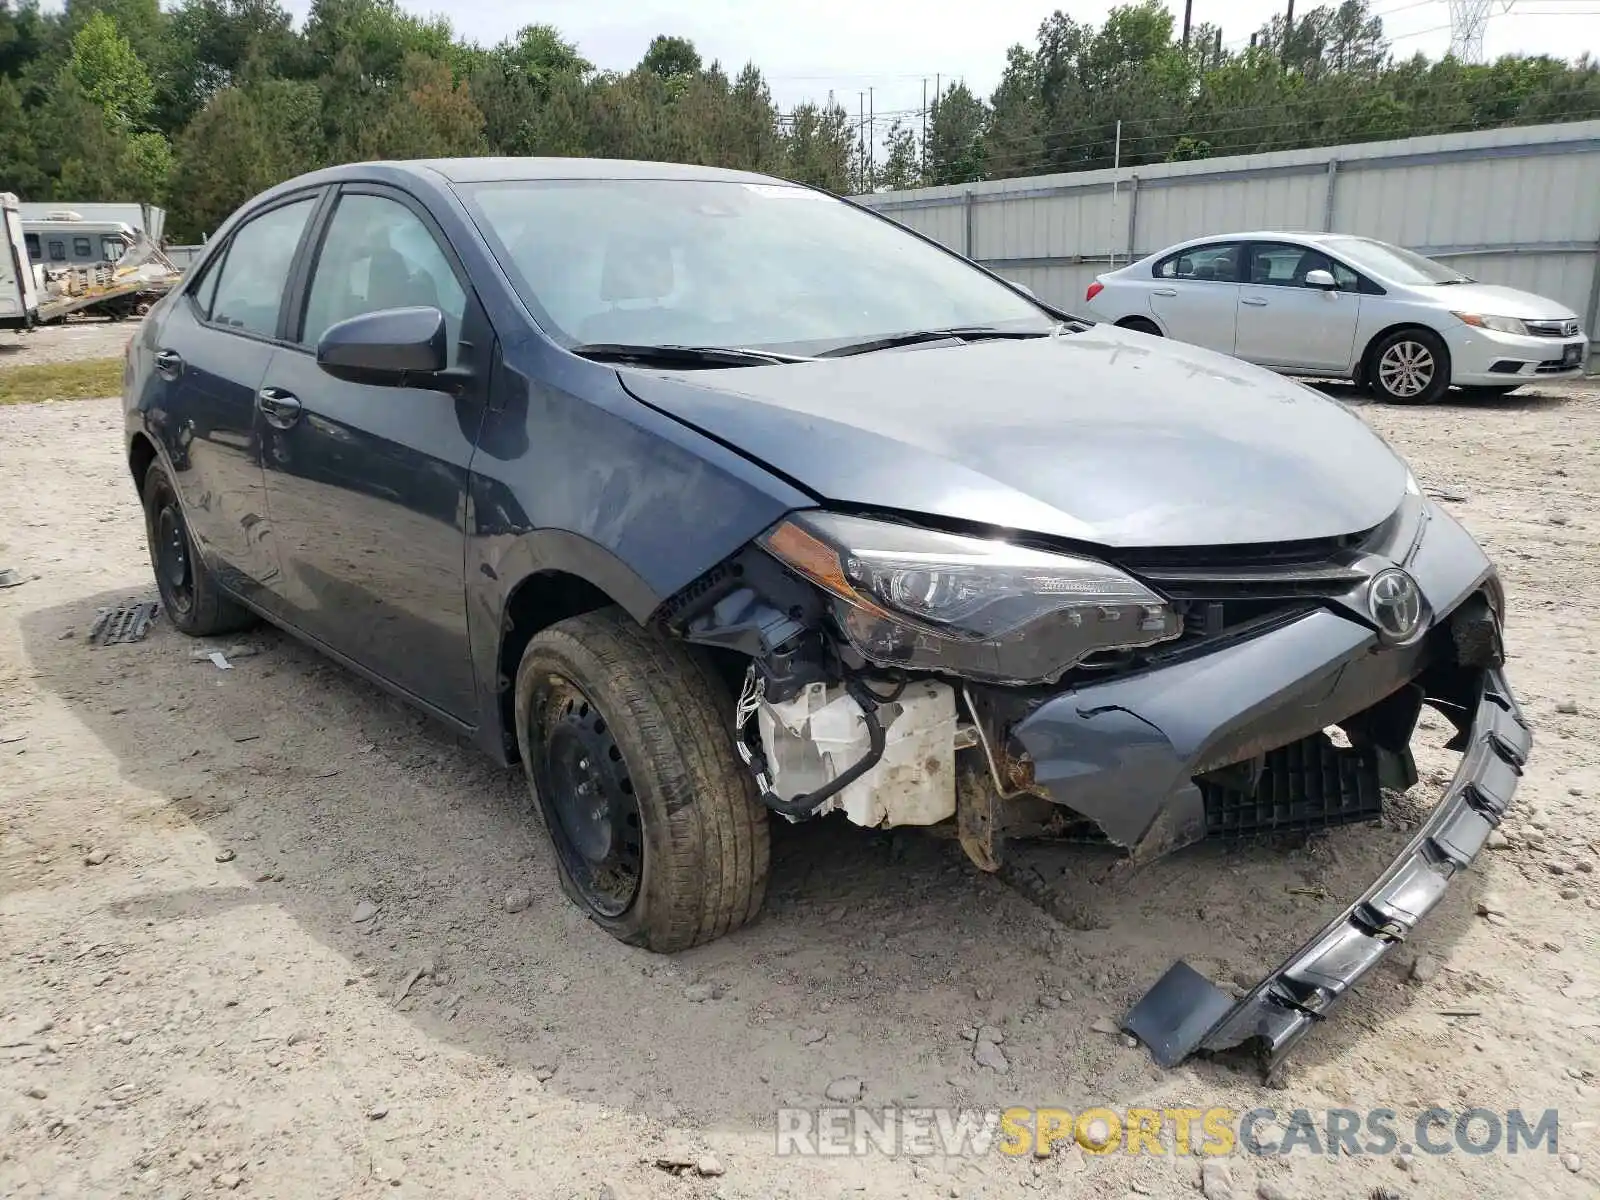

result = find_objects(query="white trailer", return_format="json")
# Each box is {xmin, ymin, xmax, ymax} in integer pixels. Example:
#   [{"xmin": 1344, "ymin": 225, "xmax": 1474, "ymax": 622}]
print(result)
[{"xmin": 1, "ymin": 192, "xmax": 43, "ymax": 330}]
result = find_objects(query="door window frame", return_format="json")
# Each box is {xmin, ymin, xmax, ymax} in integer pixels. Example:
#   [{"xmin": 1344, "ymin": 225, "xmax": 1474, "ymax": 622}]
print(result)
[
  {"xmin": 1152, "ymin": 242, "xmax": 1243, "ymax": 284},
  {"xmin": 184, "ymin": 187, "xmax": 333, "ymax": 347},
  {"xmin": 284, "ymin": 181, "xmax": 485, "ymax": 357}
]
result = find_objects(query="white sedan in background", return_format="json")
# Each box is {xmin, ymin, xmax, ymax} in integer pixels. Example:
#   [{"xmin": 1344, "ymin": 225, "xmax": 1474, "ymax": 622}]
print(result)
[{"xmin": 1083, "ymin": 231, "xmax": 1590, "ymax": 403}]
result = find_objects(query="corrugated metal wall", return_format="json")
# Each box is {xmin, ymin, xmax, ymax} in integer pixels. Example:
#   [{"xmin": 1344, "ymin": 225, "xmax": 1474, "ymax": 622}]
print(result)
[{"xmin": 856, "ymin": 120, "xmax": 1600, "ymax": 355}]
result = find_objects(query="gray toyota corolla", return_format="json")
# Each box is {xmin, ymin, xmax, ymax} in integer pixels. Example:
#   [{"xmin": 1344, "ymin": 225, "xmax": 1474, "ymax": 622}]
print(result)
[{"xmin": 123, "ymin": 157, "xmax": 1529, "ymax": 1073}]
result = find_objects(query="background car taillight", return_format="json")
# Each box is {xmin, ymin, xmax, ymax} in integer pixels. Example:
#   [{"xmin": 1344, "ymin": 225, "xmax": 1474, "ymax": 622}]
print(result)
[{"xmin": 1086, "ymin": 280, "xmax": 1104, "ymax": 303}]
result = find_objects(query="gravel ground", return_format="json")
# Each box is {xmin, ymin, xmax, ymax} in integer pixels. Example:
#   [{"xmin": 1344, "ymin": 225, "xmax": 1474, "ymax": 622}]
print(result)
[
  {"xmin": 0, "ymin": 378, "xmax": 1596, "ymax": 1200},
  {"xmin": 0, "ymin": 318, "xmax": 141, "ymax": 367}
]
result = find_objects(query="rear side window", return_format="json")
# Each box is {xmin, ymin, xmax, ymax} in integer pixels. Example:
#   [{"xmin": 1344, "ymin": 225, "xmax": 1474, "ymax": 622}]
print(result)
[
  {"xmin": 301, "ymin": 193, "xmax": 468, "ymax": 363},
  {"xmin": 73, "ymin": 237, "xmax": 91, "ymax": 257},
  {"xmin": 208, "ymin": 199, "xmax": 316, "ymax": 338},
  {"xmin": 48, "ymin": 240, "xmax": 65, "ymax": 262},
  {"xmin": 1155, "ymin": 243, "xmax": 1240, "ymax": 283}
]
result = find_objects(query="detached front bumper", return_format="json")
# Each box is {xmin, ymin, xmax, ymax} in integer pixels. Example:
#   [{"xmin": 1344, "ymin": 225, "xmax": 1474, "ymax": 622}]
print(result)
[{"xmin": 1124, "ymin": 666, "xmax": 1529, "ymax": 1071}]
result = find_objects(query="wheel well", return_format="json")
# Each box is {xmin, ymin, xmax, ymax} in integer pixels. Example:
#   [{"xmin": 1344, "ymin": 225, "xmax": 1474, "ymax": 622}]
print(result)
[
  {"xmin": 497, "ymin": 571, "xmax": 616, "ymax": 761},
  {"xmin": 1361, "ymin": 323, "xmax": 1445, "ymax": 376},
  {"xmin": 1117, "ymin": 315, "xmax": 1161, "ymax": 334},
  {"xmin": 128, "ymin": 432, "xmax": 157, "ymax": 490}
]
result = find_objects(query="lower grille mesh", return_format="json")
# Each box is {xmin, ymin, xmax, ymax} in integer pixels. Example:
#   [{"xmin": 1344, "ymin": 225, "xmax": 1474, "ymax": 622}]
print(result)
[{"xmin": 1200, "ymin": 732, "xmax": 1386, "ymax": 838}]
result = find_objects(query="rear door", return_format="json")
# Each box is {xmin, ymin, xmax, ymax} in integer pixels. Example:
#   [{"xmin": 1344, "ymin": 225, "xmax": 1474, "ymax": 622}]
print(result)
[
  {"xmin": 144, "ymin": 192, "xmax": 323, "ymax": 607},
  {"xmin": 255, "ymin": 184, "xmax": 492, "ymax": 721},
  {"xmin": 1235, "ymin": 241, "xmax": 1363, "ymax": 372},
  {"xmin": 1146, "ymin": 241, "xmax": 1243, "ymax": 354}
]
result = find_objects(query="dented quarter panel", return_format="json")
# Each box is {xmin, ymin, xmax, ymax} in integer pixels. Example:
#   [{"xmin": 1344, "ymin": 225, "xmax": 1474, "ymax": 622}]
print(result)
[{"xmin": 463, "ymin": 333, "xmax": 812, "ymax": 759}]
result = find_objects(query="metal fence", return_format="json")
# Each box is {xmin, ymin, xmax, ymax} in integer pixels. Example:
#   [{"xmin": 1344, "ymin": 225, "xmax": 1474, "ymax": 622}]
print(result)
[{"xmin": 855, "ymin": 119, "xmax": 1600, "ymax": 361}]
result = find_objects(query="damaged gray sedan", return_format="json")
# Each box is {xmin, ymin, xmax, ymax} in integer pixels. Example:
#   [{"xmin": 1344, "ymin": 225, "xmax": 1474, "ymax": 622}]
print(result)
[{"xmin": 124, "ymin": 159, "xmax": 1529, "ymax": 1075}]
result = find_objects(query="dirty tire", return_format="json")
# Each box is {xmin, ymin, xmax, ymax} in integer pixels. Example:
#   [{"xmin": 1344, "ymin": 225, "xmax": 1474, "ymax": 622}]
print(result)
[
  {"xmin": 140, "ymin": 459, "xmax": 255, "ymax": 637},
  {"xmin": 514, "ymin": 607, "xmax": 770, "ymax": 952},
  {"xmin": 1368, "ymin": 327, "xmax": 1450, "ymax": 404},
  {"xmin": 1117, "ymin": 316, "xmax": 1163, "ymax": 337}
]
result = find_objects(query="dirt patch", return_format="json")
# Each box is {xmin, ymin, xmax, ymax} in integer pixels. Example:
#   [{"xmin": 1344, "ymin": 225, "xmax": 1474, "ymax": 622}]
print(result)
[
  {"xmin": 0, "ymin": 318, "xmax": 141, "ymax": 369},
  {"xmin": 1, "ymin": 383, "xmax": 1597, "ymax": 1199}
]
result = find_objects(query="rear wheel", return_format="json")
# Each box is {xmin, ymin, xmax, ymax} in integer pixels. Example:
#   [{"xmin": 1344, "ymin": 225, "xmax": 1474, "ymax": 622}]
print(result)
[
  {"xmin": 1117, "ymin": 317, "xmax": 1163, "ymax": 337},
  {"xmin": 1369, "ymin": 328, "xmax": 1450, "ymax": 404},
  {"xmin": 513, "ymin": 608, "xmax": 769, "ymax": 952},
  {"xmin": 140, "ymin": 460, "xmax": 255, "ymax": 636}
]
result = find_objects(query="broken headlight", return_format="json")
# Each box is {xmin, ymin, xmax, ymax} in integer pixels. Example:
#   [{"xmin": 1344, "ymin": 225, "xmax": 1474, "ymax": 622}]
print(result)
[{"xmin": 759, "ymin": 512, "xmax": 1181, "ymax": 685}]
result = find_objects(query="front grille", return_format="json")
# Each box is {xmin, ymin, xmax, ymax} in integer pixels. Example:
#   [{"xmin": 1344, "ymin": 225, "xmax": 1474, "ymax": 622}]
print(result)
[
  {"xmin": 1200, "ymin": 731, "xmax": 1387, "ymax": 838},
  {"xmin": 1525, "ymin": 319, "xmax": 1580, "ymax": 339}
]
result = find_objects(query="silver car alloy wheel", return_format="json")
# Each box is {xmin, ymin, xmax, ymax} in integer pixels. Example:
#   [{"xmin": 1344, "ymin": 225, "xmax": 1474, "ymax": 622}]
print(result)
[{"xmin": 1377, "ymin": 340, "xmax": 1435, "ymax": 398}]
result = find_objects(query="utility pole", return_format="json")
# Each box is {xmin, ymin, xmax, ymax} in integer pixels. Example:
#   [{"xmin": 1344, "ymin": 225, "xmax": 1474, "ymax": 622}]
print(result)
[
  {"xmin": 858, "ymin": 92, "xmax": 866, "ymax": 192},
  {"xmin": 921, "ymin": 77, "xmax": 928, "ymax": 178},
  {"xmin": 1181, "ymin": 0, "xmax": 1193, "ymax": 49},
  {"xmin": 1214, "ymin": 27, "xmax": 1222, "ymax": 63},
  {"xmin": 868, "ymin": 86, "xmax": 875, "ymax": 184}
]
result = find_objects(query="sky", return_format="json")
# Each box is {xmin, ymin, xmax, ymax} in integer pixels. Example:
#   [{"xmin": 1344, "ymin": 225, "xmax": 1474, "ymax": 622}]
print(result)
[{"xmin": 273, "ymin": 0, "xmax": 1600, "ymax": 125}]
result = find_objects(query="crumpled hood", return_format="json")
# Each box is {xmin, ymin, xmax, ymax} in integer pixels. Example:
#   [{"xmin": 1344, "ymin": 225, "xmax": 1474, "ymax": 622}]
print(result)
[
  {"xmin": 619, "ymin": 325, "xmax": 1411, "ymax": 549},
  {"xmin": 1430, "ymin": 282, "xmax": 1581, "ymax": 322}
]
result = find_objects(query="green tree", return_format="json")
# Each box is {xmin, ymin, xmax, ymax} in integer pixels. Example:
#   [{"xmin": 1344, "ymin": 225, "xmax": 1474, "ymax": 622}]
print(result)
[
  {"xmin": 68, "ymin": 10, "xmax": 153, "ymax": 127},
  {"xmin": 926, "ymin": 81, "xmax": 988, "ymax": 185},
  {"xmin": 783, "ymin": 99, "xmax": 852, "ymax": 192},
  {"xmin": 0, "ymin": 76, "xmax": 45, "ymax": 196},
  {"xmin": 640, "ymin": 34, "xmax": 700, "ymax": 80},
  {"xmin": 356, "ymin": 52, "xmax": 486, "ymax": 160},
  {"xmin": 167, "ymin": 76, "xmax": 322, "ymax": 237}
]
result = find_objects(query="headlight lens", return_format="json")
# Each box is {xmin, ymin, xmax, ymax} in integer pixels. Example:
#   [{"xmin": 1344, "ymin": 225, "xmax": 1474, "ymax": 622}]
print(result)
[
  {"xmin": 759, "ymin": 512, "xmax": 1181, "ymax": 684},
  {"xmin": 1453, "ymin": 312, "xmax": 1529, "ymax": 336}
]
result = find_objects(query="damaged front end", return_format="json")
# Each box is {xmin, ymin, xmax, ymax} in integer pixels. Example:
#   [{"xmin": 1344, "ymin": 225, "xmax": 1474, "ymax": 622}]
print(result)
[{"xmin": 657, "ymin": 491, "xmax": 1528, "ymax": 1072}]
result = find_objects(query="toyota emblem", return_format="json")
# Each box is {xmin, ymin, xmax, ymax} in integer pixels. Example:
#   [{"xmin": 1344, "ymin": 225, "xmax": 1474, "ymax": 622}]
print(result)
[{"xmin": 1368, "ymin": 568, "xmax": 1423, "ymax": 640}]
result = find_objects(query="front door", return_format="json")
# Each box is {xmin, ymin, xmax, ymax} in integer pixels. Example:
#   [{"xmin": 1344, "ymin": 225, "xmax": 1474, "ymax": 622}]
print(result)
[
  {"xmin": 1146, "ymin": 241, "xmax": 1242, "ymax": 354},
  {"xmin": 146, "ymin": 194, "xmax": 320, "ymax": 607},
  {"xmin": 256, "ymin": 186, "xmax": 490, "ymax": 721},
  {"xmin": 1235, "ymin": 242, "xmax": 1363, "ymax": 372}
]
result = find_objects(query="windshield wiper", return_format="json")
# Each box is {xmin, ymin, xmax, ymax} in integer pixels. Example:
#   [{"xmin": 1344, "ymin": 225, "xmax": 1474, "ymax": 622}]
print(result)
[
  {"xmin": 570, "ymin": 343, "xmax": 813, "ymax": 368},
  {"xmin": 815, "ymin": 327, "xmax": 1054, "ymax": 358}
]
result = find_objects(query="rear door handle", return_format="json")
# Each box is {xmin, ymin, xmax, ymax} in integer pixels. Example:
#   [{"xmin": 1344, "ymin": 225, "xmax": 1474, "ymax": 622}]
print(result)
[
  {"xmin": 1241, "ymin": 297, "xmax": 1268, "ymax": 307},
  {"xmin": 155, "ymin": 348, "xmax": 183, "ymax": 379},
  {"xmin": 1152, "ymin": 288, "xmax": 1178, "ymax": 297},
  {"xmin": 257, "ymin": 387, "xmax": 303, "ymax": 430}
]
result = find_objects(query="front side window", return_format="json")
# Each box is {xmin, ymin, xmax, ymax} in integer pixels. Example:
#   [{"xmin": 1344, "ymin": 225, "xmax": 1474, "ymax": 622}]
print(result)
[
  {"xmin": 1248, "ymin": 243, "xmax": 1358, "ymax": 292},
  {"xmin": 208, "ymin": 198, "xmax": 316, "ymax": 337},
  {"xmin": 1156, "ymin": 243, "xmax": 1241, "ymax": 283},
  {"xmin": 301, "ymin": 193, "xmax": 468, "ymax": 363},
  {"xmin": 460, "ymin": 179, "xmax": 1052, "ymax": 354},
  {"xmin": 102, "ymin": 237, "xmax": 126, "ymax": 263}
]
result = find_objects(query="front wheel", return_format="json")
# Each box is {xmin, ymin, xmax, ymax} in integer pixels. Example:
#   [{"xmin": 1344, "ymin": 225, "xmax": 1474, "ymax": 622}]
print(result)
[
  {"xmin": 513, "ymin": 608, "xmax": 770, "ymax": 952},
  {"xmin": 1369, "ymin": 329, "xmax": 1450, "ymax": 404}
]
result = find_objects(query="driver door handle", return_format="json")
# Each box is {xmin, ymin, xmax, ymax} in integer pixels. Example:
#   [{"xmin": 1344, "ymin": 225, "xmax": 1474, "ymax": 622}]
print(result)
[
  {"xmin": 257, "ymin": 386, "xmax": 303, "ymax": 429},
  {"xmin": 1241, "ymin": 297, "xmax": 1268, "ymax": 307}
]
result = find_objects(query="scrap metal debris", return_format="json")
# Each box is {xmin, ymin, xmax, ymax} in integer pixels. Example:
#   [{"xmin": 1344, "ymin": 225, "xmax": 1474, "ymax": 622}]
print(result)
[
  {"xmin": 0, "ymin": 568, "xmax": 27, "ymax": 588},
  {"xmin": 87, "ymin": 601, "xmax": 161, "ymax": 646}
]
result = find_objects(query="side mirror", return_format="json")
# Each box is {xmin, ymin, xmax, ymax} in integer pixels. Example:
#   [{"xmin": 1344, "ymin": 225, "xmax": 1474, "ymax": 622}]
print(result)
[
  {"xmin": 1304, "ymin": 269, "xmax": 1338, "ymax": 291},
  {"xmin": 317, "ymin": 306, "xmax": 447, "ymax": 387}
]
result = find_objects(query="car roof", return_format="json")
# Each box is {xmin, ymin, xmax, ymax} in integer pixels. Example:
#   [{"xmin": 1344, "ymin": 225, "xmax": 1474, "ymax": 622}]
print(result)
[{"xmin": 358, "ymin": 157, "xmax": 785, "ymax": 186}]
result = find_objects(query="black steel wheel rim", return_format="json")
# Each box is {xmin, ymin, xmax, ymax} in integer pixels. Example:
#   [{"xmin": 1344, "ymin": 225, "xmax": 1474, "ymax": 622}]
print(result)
[
  {"xmin": 155, "ymin": 501, "xmax": 195, "ymax": 616},
  {"xmin": 537, "ymin": 684, "xmax": 643, "ymax": 918}
]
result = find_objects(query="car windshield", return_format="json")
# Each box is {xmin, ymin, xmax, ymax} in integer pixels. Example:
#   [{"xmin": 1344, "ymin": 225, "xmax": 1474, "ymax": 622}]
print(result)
[
  {"xmin": 1323, "ymin": 236, "xmax": 1472, "ymax": 286},
  {"xmin": 459, "ymin": 178, "xmax": 1054, "ymax": 355}
]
